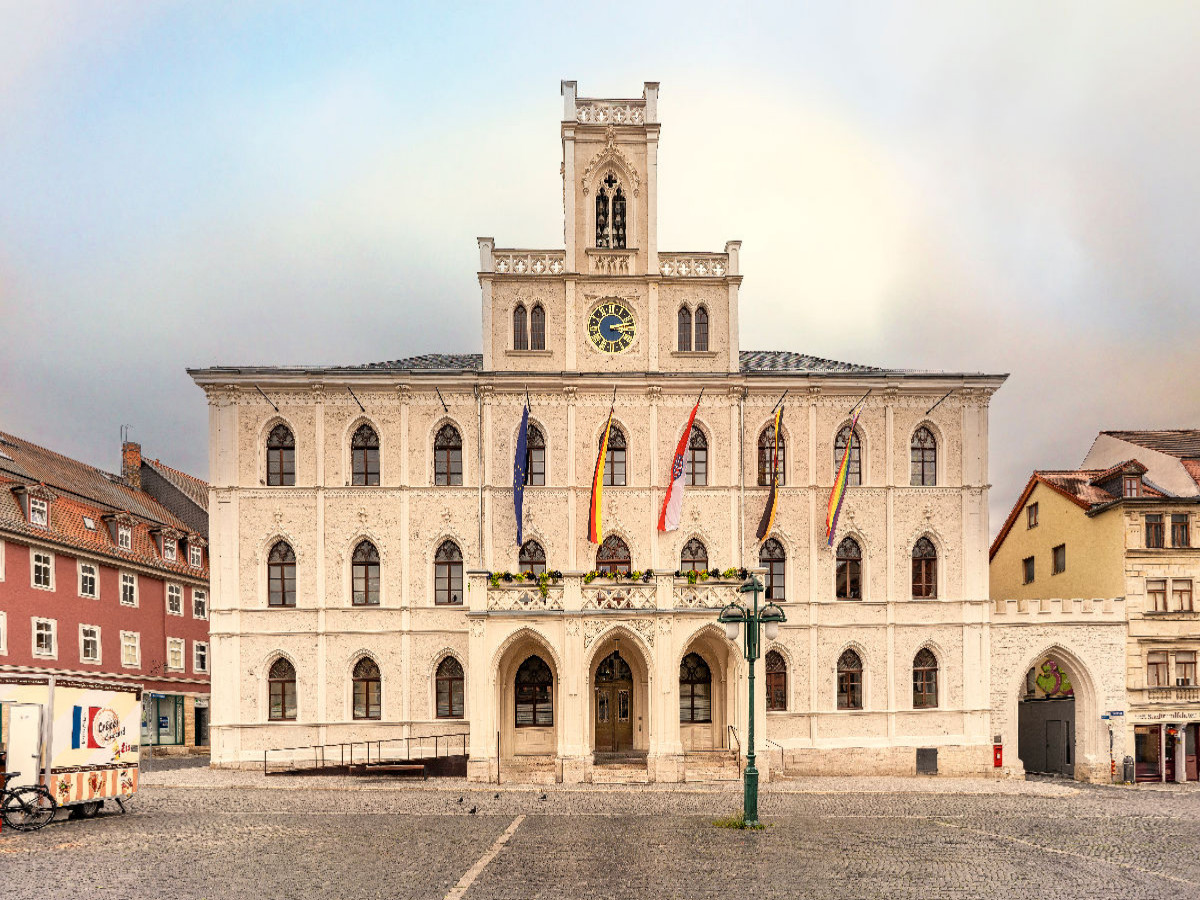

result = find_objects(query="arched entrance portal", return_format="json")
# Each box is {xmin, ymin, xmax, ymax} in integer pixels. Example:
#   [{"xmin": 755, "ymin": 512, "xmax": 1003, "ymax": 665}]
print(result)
[
  {"xmin": 594, "ymin": 651, "xmax": 634, "ymax": 752},
  {"xmin": 1018, "ymin": 657, "xmax": 1076, "ymax": 777}
]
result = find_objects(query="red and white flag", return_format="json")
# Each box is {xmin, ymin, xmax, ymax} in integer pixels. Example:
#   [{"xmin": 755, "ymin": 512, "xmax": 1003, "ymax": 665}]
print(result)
[{"xmin": 658, "ymin": 399, "xmax": 701, "ymax": 532}]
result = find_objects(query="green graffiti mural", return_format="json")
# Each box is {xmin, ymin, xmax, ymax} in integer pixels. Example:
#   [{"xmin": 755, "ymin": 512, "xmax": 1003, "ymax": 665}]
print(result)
[{"xmin": 1027, "ymin": 659, "xmax": 1074, "ymax": 699}]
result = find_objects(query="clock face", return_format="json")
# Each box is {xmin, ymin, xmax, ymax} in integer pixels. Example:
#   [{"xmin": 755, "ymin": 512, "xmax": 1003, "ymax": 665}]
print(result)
[{"xmin": 587, "ymin": 301, "xmax": 635, "ymax": 354}]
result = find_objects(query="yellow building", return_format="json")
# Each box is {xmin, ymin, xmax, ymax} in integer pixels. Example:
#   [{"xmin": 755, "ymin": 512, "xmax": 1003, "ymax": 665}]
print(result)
[{"xmin": 990, "ymin": 432, "xmax": 1200, "ymax": 783}]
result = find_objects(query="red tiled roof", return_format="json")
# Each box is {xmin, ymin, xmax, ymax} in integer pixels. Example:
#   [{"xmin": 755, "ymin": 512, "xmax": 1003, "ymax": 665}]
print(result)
[
  {"xmin": 1086, "ymin": 459, "xmax": 1147, "ymax": 487},
  {"xmin": 1101, "ymin": 430, "xmax": 1200, "ymax": 460},
  {"xmin": 0, "ymin": 431, "xmax": 208, "ymax": 578},
  {"xmin": 1184, "ymin": 460, "xmax": 1200, "ymax": 489},
  {"xmin": 144, "ymin": 458, "xmax": 208, "ymax": 511}
]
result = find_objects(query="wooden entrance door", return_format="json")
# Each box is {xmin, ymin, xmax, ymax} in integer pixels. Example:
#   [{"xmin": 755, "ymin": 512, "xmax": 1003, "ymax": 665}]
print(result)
[
  {"xmin": 594, "ymin": 651, "xmax": 634, "ymax": 753},
  {"xmin": 1188, "ymin": 724, "xmax": 1199, "ymax": 781}
]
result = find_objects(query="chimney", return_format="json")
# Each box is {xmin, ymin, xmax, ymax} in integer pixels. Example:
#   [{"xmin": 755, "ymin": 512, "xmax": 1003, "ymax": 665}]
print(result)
[{"xmin": 122, "ymin": 442, "xmax": 142, "ymax": 490}]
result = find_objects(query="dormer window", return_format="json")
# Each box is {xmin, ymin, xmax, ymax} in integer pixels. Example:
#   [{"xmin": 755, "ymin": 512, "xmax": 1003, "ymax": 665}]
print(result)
[
  {"xmin": 118, "ymin": 524, "xmax": 132, "ymax": 550},
  {"xmin": 595, "ymin": 172, "xmax": 627, "ymax": 249},
  {"xmin": 190, "ymin": 543, "xmax": 203, "ymax": 568},
  {"xmin": 163, "ymin": 537, "xmax": 177, "ymax": 562},
  {"xmin": 83, "ymin": 517, "xmax": 96, "ymax": 531},
  {"xmin": 29, "ymin": 497, "xmax": 48, "ymax": 528},
  {"xmin": 1123, "ymin": 475, "xmax": 1141, "ymax": 498}
]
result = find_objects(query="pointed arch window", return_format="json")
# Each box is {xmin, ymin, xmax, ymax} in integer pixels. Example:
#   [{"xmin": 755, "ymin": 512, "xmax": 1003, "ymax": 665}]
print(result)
[
  {"xmin": 678, "ymin": 307, "xmax": 692, "ymax": 351},
  {"xmin": 524, "ymin": 424, "xmax": 545, "ymax": 486},
  {"xmin": 679, "ymin": 652, "xmax": 712, "ymax": 723},
  {"xmin": 352, "ymin": 657, "xmax": 381, "ymax": 720},
  {"xmin": 835, "ymin": 537, "xmax": 862, "ymax": 601},
  {"xmin": 434, "ymin": 424, "xmax": 463, "ymax": 486},
  {"xmin": 434, "ymin": 540, "xmax": 463, "ymax": 605},
  {"xmin": 766, "ymin": 650, "xmax": 787, "ymax": 711},
  {"xmin": 837, "ymin": 649, "xmax": 863, "ymax": 710},
  {"xmin": 912, "ymin": 537, "xmax": 938, "ymax": 599},
  {"xmin": 513, "ymin": 304, "xmax": 529, "ymax": 351},
  {"xmin": 911, "ymin": 426, "xmax": 937, "ymax": 486},
  {"xmin": 268, "ymin": 541, "xmax": 296, "ymax": 607},
  {"xmin": 515, "ymin": 655, "xmax": 553, "ymax": 727},
  {"xmin": 694, "ymin": 306, "xmax": 709, "ymax": 352},
  {"xmin": 596, "ymin": 535, "xmax": 631, "ymax": 576},
  {"xmin": 760, "ymin": 537, "xmax": 786, "ymax": 601},
  {"xmin": 351, "ymin": 423, "xmax": 380, "ymax": 486},
  {"xmin": 268, "ymin": 657, "xmax": 297, "ymax": 721},
  {"xmin": 834, "ymin": 426, "xmax": 862, "ymax": 487},
  {"xmin": 352, "ymin": 540, "xmax": 380, "ymax": 606},
  {"xmin": 436, "ymin": 656, "xmax": 465, "ymax": 719},
  {"xmin": 680, "ymin": 538, "xmax": 708, "ymax": 574},
  {"xmin": 519, "ymin": 540, "xmax": 547, "ymax": 576},
  {"xmin": 913, "ymin": 648, "xmax": 938, "ymax": 709},
  {"xmin": 757, "ymin": 424, "xmax": 786, "ymax": 486},
  {"xmin": 266, "ymin": 424, "xmax": 295, "ymax": 486},
  {"xmin": 530, "ymin": 304, "xmax": 546, "ymax": 350},
  {"xmin": 603, "ymin": 425, "xmax": 626, "ymax": 487},
  {"xmin": 686, "ymin": 426, "xmax": 707, "ymax": 486},
  {"xmin": 595, "ymin": 173, "xmax": 628, "ymax": 249}
]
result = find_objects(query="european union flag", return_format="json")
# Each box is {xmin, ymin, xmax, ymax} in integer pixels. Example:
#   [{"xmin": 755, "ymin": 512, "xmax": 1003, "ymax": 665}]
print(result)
[{"xmin": 513, "ymin": 401, "xmax": 530, "ymax": 546}]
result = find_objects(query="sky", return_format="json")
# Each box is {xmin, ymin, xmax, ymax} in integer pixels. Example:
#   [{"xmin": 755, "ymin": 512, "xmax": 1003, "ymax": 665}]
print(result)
[{"xmin": 2, "ymin": 1, "xmax": 1198, "ymax": 535}]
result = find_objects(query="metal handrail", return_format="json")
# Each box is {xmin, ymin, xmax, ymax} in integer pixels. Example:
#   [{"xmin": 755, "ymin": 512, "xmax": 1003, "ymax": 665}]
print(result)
[
  {"xmin": 263, "ymin": 731, "xmax": 470, "ymax": 775},
  {"xmin": 764, "ymin": 737, "xmax": 785, "ymax": 775},
  {"xmin": 728, "ymin": 725, "xmax": 742, "ymax": 778}
]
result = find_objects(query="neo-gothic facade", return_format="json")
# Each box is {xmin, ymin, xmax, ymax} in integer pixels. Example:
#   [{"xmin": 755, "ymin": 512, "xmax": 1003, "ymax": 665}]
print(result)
[{"xmin": 191, "ymin": 81, "xmax": 1006, "ymax": 782}]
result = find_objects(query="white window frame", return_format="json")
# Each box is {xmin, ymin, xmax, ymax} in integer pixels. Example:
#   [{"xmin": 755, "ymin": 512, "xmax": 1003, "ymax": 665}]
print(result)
[
  {"xmin": 163, "ymin": 537, "xmax": 177, "ymax": 561},
  {"xmin": 32, "ymin": 617, "xmax": 57, "ymax": 659},
  {"xmin": 79, "ymin": 624, "xmax": 101, "ymax": 664},
  {"xmin": 0, "ymin": 611, "xmax": 7, "ymax": 655},
  {"xmin": 193, "ymin": 641, "xmax": 209, "ymax": 674},
  {"xmin": 189, "ymin": 544, "xmax": 203, "ymax": 568},
  {"xmin": 166, "ymin": 583, "xmax": 183, "ymax": 616},
  {"xmin": 78, "ymin": 560, "xmax": 99, "ymax": 599},
  {"xmin": 117, "ymin": 524, "xmax": 132, "ymax": 550},
  {"xmin": 166, "ymin": 637, "xmax": 185, "ymax": 672},
  {"xmin": 120, "ymin": 571, "xmax": 138, "ymax": 607},
  {"xmin": 192, "ymin": 588, "xmax": 208, "ymax": 620},
  {"xmin": 29, "ymin": 496, "xmax": 48, "ymax": 527},
  {"xmin": 31, "ymin": 548, "xmax": 54, "ymax": 591},
  {"xmin": 120, "ymin": 630, "xmax": 140, "ymax": 668}
]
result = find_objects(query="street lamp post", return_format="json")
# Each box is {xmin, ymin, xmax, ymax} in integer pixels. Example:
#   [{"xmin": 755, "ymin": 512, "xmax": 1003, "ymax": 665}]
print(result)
[{"xmin": 718, "ymin": 571, "xmax": 785, "ymax": 827}]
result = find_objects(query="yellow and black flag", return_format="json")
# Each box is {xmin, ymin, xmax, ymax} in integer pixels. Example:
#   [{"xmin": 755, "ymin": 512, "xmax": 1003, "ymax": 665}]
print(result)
[{"xmin": 755, "ymin": 402, "xmax": 784, "ymax": 542}]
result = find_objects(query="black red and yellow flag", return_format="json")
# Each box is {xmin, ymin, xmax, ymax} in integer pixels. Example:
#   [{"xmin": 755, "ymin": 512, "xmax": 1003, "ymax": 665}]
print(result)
[{"xmin": 588, "ymin": 393, "xmax": 616, "ymax": 543}]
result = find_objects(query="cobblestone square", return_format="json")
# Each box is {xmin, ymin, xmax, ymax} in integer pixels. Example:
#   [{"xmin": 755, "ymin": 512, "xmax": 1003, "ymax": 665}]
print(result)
[{"xmin": 4, "ymin": 768, "xmax": 1200, "ymax": 899}]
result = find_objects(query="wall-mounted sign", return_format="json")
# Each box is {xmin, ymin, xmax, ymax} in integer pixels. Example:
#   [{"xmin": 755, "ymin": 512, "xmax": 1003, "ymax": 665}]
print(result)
[
  {"xmin": 1109, "ymin": 710, "xmax": 1125, "ymax": 717},
  {"xmin": 158, "ymin": 715, "xmax": 169, "ymax": 730}
]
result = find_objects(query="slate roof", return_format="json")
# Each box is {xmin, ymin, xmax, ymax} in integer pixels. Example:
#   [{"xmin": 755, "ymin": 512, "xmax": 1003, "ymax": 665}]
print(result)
[
  {"xmin": 0, "ymin": 431, "xmax": 208, "ymax": 578},
  {"xmin": 354, "ymin": 353, "xmax": 484, "ymax": 371},
  {"xmin": 144, "ymin": 458, "xmax": 209, "ymax": 512},
  {"xmin": 1101, "ymin": 430, "xmax": 1200, "ymax": 460}
]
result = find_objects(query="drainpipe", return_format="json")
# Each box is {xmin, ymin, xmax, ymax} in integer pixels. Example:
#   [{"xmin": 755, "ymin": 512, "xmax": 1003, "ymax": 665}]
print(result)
[
  {"xmin": 739, "ymin": 388, "xmax": 746, "ymax": 566},
  {"xmin": 475, "ymin": 383, "xmax": 484, "ymax": 568}
]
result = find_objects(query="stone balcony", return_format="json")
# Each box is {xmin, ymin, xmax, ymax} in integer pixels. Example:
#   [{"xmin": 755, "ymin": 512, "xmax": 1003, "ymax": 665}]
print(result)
[
  {"xmin": 1136, "ymin": 686, "xmax": 1200, "ymax": 704},
  {"xmin": 469, "ymin": 572, "xmax": 745, "ymax": 616}
]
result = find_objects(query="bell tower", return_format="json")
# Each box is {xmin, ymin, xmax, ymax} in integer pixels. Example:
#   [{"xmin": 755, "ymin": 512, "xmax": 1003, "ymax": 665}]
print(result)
[{"xmin": 560, "ymin": 80, "xmax": 660, "ymax": 277}]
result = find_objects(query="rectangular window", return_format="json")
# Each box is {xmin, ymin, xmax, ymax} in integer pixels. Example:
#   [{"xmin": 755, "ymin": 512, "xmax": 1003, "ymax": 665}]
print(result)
[
  {"xmin": 29, "ymin": 497, "xmax": 48, "ymax": 527},
  {"xmin": 1026, "ymin": 503, "xmax": 1038, "ymax": 528},
  {"xmin": 1052, "ymin": 544, "xmax": 1066, "ymax": 576},
  {"xmin": 1177, "ymin": 651, "xmax": 1197, "ymax": 686},
  {"xmin": 1173, "ymin": 579, "xmax": 1194, "ymax": 612},
  {"xmin": 33, "ymin": 618, "xmax": 56, "ymax": 658},
  {"xmin": 120, "ymin": 572, "xmax": 138, "ymax": 606},
  {"xmin": 163, "ymin": 537, "xmax": 176, "ymax": 561},
  {"xmin": 194, "ymin": 641, "xmax": 209, "ymax": 674},
  {"xmin": 80, "ymin": 625, "xmax": 100, "ymax": 664},
  {"xmin": 1022, "ymin": 556, "xmax": 1035, "ymax": 585},
  {"xmin": 1172, "ymin": 515, "xmax": 1190, "ymax": 548},
  {"xmin": 118, "ymin": 524, "xmax": 132, "ymax": 550},
  {"xmin": 167, "ymin": 638, "xmax": 185, "ymax": 671},
  {"xmin": 79, "ymin": 562, "xmax": 98, "ymax": 598},
  {"xmin": 32, "ymin": 550, "xmax": 53, "ymax": 590},
  {"xmin": 1124, "ymin": 475, "xmax": 1142, "ymax": 498},
  {"xmin": 1147, "ymin": 651, "xmax": 1169, "ymax": 687},
  {"xmin": 193, "ymin": 589, "xmax": 208, "ymax": 619},
  {"xmin": 1147, "ymin": 578, "xmax": 1168, "ymax": 612},
  {"xmin": 1145, "ymin": 514, "xmax": 1164, "ymax": 548},
  {"xmin": 166, "ymin": 583, "xmax": 183, "ymax": 616},
  {"xmin": 120, "ymin": 631, "xmax": 140, "ymax": 668},
  {"xmin": 189, "ymin": 544, "xmax": 203, "ymax": 568}
]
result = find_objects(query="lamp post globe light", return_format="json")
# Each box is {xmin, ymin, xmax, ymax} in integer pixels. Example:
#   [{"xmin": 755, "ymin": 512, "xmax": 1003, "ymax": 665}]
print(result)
[{"xmin": 717, "ymin": 569, "xmax": 786, "ymax": 827}]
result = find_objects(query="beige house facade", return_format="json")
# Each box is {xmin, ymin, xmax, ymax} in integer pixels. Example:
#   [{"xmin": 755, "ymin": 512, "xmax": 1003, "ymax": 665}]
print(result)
[
  {"xmin": 191, "ymin": 81, "xmax": 1007, "ymax": 782},
  {"xmin": 990, "ymin": 431, "xmax": 1200, "ymax": 783}
]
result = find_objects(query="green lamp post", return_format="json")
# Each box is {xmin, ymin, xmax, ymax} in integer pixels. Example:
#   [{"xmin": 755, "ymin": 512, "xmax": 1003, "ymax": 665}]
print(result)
[{"xmin": 718, "ymin": 572, "xmax": 785, "ymax": 827}]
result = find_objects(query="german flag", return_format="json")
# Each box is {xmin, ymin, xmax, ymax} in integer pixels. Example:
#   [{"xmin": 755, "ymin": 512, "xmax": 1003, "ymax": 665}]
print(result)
[
  {"xmin": 588, "ymin": 395, "xmax": 616, "ymax": 543},
  {"xmin": 755, "ymin": 404, "xmax": 784, "ymax": 542}
]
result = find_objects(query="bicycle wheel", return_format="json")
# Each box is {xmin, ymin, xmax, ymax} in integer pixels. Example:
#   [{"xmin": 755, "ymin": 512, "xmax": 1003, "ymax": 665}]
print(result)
[{"xmin": 2, "ymin": 787, "xmax": 58, "ymax": 831}]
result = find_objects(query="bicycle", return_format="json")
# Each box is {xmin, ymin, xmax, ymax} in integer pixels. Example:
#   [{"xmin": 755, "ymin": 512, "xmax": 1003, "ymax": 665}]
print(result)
[{"xmin": 1, "ymin": 772, "xmax": 58, "ymax": 832}]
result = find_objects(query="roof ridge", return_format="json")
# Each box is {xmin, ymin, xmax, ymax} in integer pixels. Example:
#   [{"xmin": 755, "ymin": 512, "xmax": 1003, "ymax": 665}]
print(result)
[
  {"xmin": 146, "ymin": 457, "xmax": 206, "ymax": 486},
  {"xmin": 0, "ymin": 430, "xmax": 120, "ymax": 484}
]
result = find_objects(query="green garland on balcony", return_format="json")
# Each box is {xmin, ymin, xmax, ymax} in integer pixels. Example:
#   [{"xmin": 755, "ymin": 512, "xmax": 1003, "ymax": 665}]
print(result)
[{"xmin": 486, "ymin": 569, "xmax": 564, "ymax": 598}]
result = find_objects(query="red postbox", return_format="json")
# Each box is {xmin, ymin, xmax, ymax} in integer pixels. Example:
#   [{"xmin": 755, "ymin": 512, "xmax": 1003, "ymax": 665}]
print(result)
[{"xmin": 993, "ymin": 744, "xmax": 1003, "ymax": 767}]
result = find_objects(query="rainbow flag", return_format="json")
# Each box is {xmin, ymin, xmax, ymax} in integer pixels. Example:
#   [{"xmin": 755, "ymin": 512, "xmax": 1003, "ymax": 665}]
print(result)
[
  {"xmin": 825, "ymin": 399, "xmax": 865, "ymax": 546},
  {"xmin": 755, "ymin": 404, "xmax": 784, "ymax": 542},
  {"xmin": 588, "ymin": 399, "xmax": 616, "ymax": 543}
]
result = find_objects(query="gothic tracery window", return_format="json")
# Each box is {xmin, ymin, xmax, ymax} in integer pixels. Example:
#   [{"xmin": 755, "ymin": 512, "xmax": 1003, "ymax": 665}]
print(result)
[
  {"xmin": 680, "ymin": 537, "xmax": 708, "ymax": 573},
  {"xmin": 766, "ymin": 650, "xmax": 787, "ymax": 711},
  {"xmin": 266, "ymin": 424, "xmax": 295, "ymax": 486},
  {"xmin": 686, "ymin": 426, "xmax": 707, "ymax": 486},
  {"xmin": 434, "ymin": 424, "xmax": 463, "ymax": 486},
  {"xmin": 595, "ymin": 172, "xmax": 627, "ymax": 249},
  {"xmin": 530, "ymin": 304, "xmax": 546, "ymax": 351},
  {"xmin": 352, "ymin": 657, "xmax": 381, "ymax": 720},
  {"xmin": 836, "ymin": 537, "xmax": 862, "ymax": 600},
  {"xmin": 603, "ymin": 425, "xmax": 627, "ymax": 486},
  {"xmin": 694, "ymin": 306, "xmax": 709, "ymax": 352},
  {"xmin": 837, "ymin": 649, "xmax": 863, "ymax": 710},
  {"xmin": 913, "ymin": 648, "xmax": 938, "ymax": 709},
  {"xmin": 515, "ymin": 655, "xmax": 553, "ymax": 727},
  {"xmin": 268, "ymin": 657, "xmax": 297, "ymax": 721},
  {"xmin": 596, "ymin": 535, "xmax": 631, "ymax": 576},
  {"xmin": 352, "ymin": 540, "xmax": 380, "ymax": 606},
  {"xmin": 679, "ymin": 653, "xmax": 712, "ymax": 723},
  {"xmin": 268, "ymin": 541, "xmax": 296, "ymax": 607},
  {"xmin": 760, "ymin": 537, "xmax": 786, "ymax": 601},
  {"xmin": 678, "ymin": 307, "xmax": 692, "ymax": 351},
  {"xmin": 834, "ymin": 426, "xmax": 862, "ymax": 487},
  {"xmin": 351, "ymin": 423, "xmax": 379, "ymax": 486},
  {"xmin": 524, "ymin": 424, "xmax": 545, "ymax": 486},
  {"xmin": 758, "ymin": 424, "xmax": 785, "ymax": 486},
  {"xmin": 912, "ymin": 537, "xmax": 938, "ymax": 599},
  {"xmin": 513, "ymin": 304, "xmax": 529, "ymax": 351},
  {"xmin": 436, "ymin": 656, "xmax": 465, "ymax": 719},
  {"xmin": 519, "ymin": 540, "xmax": 547, "ymax": 576},
  {"xmin": 435, "ymin": 540, "xmax": 463, "ymax": 605},
  {"xmin": 911, "ymin": 426, "xmax": 937, "ymax": 486}
]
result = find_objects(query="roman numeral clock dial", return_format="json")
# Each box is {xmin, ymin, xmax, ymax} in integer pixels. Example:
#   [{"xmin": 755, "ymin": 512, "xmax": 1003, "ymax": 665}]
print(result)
[{"xmin": 587, "ymin": 302, "xmax": 635, "ymax": 354}]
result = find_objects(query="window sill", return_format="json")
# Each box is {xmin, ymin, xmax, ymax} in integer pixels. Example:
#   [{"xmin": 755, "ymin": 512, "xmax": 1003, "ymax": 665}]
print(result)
[
  {"xmin": 506, "ymin": 350, "xmax": 553, "ymax": 357},
  {"xmin": 670, "ymin": 350, "xmax": 718, "ymax": 358}
]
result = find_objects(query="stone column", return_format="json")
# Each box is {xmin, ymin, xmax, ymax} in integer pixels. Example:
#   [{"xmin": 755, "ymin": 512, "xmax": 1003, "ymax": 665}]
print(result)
[
  {"xmin": 466, "ymin": 571, "xmax": 493, "ymax": 782},
  {"xmin": 652, "ymin": 574, "xmax": 684, "ymax": 781},
  {"xmin": 560, "ymin": 574, "xmax": 589, "ymax": 782}
]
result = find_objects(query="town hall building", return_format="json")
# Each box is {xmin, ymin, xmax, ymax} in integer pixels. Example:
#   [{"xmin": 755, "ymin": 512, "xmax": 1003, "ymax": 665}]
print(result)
[{"xmin": 190, "ymin": 81, "xmax": 1008, "ymax": 782}]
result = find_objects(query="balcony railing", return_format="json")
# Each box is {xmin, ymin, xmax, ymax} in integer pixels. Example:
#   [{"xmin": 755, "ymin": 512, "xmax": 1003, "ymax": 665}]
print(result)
[
  {"xmin": 487, "ymin": 584, "xmax": 564, "ymax": 612},
  {"xmin": 491, "ymin": 249, "xmax": 566, "ymax": 276},
  {"xmin": 469, "ymin": 572, "xmax": 748, "ymax": 615}
]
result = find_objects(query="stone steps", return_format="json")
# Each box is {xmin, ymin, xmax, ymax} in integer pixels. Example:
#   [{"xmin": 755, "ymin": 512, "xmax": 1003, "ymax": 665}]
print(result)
[
  {"xmin": 684, "ymin": 752, "xmax": 741, "ymax": 783},
  {"xmin": 592, "ymin": 764, "xmax": 650, "ymax": 784},
  {"xmin": 499, "ymin": 756, "xmax": 558, "ymax": 785}
]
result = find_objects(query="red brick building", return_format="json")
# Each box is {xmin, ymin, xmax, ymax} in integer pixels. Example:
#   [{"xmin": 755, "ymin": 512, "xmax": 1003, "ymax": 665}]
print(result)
[{"xmin": 0, "ymin": 431, "xmax": 210, "ymax": 753}]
